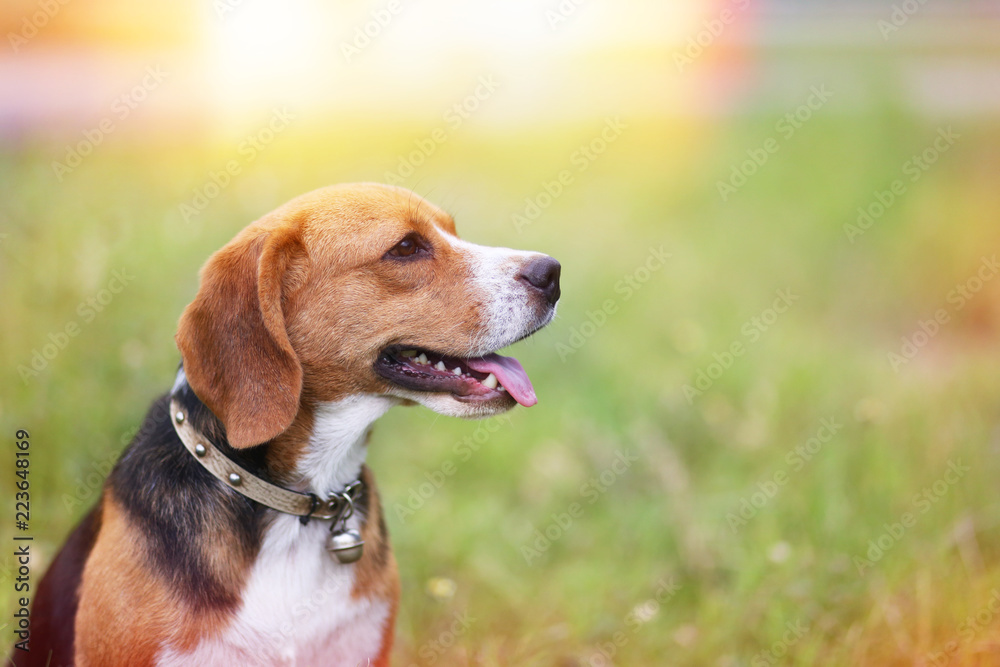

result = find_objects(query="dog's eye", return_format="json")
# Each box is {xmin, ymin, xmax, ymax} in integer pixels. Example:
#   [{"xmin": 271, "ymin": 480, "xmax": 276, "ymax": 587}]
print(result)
[{"xmin": 386, "ymin": 234, "xmax": 426, "ymax": 259}]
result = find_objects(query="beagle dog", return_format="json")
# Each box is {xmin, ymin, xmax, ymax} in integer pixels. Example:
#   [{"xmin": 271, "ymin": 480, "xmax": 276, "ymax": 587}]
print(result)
[{"xmin": 17, "ymin": 183, "xmax": 560, "ymax": 667}]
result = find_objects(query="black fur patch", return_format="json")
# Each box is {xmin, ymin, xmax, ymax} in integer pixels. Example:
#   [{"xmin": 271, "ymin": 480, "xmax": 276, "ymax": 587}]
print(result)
[
  {"xmin": 18, "ymin": 365, "xmax": 378, "ymax": 662},
  {"xmin": 109, "ymin": 386, "xmax": 272, "ymax": 612}
]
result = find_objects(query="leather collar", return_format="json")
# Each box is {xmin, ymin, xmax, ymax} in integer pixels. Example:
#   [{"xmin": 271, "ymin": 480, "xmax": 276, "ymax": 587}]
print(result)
[{"xmin": 169, "ymin": 397, "xmax": 363, "ymax": 523}]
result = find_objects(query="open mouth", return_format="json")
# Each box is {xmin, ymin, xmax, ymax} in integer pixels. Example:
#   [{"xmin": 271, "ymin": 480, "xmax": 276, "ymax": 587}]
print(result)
[{"xmin": 375, "ymin": 346, "xmax": 537, "ymax": 407}]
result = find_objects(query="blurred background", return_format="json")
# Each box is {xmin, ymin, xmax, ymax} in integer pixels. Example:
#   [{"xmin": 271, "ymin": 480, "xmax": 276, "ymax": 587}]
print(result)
[{"xmin": 3, "ymin": 0, "xmax": 1000, "ymax": 664}]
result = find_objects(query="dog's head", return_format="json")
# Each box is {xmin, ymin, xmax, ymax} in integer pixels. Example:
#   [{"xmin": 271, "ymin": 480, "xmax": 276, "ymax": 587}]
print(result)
[{"xmin": 176, "ymin": 183, "xmax": 560, "ymax": 449}]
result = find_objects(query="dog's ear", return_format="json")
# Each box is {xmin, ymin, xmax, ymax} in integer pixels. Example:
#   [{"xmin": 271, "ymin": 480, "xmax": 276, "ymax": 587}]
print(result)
[{"xmin": 176, "ymin": 224, "xmax": 310, "ymax": 449}]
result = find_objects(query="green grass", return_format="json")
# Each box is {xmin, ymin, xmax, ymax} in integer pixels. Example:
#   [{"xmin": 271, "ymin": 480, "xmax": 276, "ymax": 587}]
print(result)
[{"xmin": 3, "ymin": 108, "xmax": 1000, "ymax": 666}]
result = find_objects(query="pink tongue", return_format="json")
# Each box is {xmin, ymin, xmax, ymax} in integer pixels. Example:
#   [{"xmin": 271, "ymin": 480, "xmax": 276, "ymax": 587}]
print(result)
[{"xmin": 466, "ymin": 353, "xmax": 537, "ymax": 407}]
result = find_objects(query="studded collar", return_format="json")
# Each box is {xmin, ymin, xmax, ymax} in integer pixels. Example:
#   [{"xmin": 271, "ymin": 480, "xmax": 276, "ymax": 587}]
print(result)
[{"xmin": 169, "ymin": 397, "xmax": 364, "ymax": 524}]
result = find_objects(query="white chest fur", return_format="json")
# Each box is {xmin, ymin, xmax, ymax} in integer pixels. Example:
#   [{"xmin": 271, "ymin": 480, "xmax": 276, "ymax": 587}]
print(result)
[{"xmin": 157, "ymin": 396, "xmax": 397, "ymax": 667}]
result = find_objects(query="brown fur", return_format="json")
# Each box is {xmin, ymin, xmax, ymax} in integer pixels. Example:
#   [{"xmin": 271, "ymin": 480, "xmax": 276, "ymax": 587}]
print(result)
[
  {"xmin": 36, "ymin": 183, "xmax": 546, "ymax": 665},
  {"xmin": 178, "ymin": 183, "xmax": 489, "ymax": 439},
  {"xmin": 74, "ymin": 495, "xmax": 237, "ymax": 665},
  {"xmin": 353, "ymin": 467, "xmax": 400, "ymax": 667}
]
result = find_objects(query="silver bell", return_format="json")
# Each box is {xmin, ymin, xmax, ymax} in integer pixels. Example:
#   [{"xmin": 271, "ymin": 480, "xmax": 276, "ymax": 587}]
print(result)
[{"xmin": 327, "ymin": 529, "xmax": 365, "ymax": 564}]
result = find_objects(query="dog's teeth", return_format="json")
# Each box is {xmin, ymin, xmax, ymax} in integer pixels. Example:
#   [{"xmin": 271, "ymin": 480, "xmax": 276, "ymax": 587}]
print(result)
[
  {"xmin": 435, "ymin": 361, "xmax": 447, "ymax": 371},
  {"xmin": 482, "ymin": 373, "xmax": 498, "ymax": 389},
  {"xmin": 417, "ymin": 353, "xmax": 429, "ymax": 365},
  {"xmin": 452, "ymin": 367, "xmax": 462, "ymax": 375},
  {"xmin": 400, "ymin": 350, "xmax": 417, "ymax": 357}
]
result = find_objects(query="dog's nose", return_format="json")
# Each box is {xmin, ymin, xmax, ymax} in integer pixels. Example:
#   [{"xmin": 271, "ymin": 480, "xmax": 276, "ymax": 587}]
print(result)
[{"xmin": 519, "ymin": 256, "xmax": 561, "ymax": 305}]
